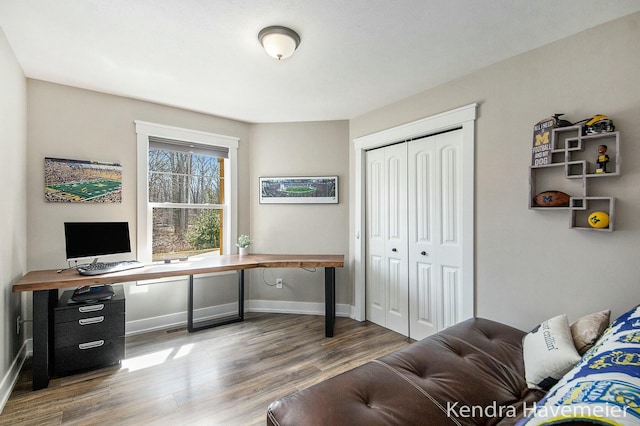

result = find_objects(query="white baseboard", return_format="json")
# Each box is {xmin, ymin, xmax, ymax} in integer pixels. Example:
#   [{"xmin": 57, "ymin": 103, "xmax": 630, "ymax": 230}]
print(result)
[
  {"xmin": 248, "ymin": 299, "xmax": 352, "ymax": 317},
  {"xmin": 0, "ymin": 339, "xmax": 30, "ymax": 414},
  {"xmin": 126, "ymin": 300, "xmax": 353, "ymax": 335},
  {"xmin": 125, "ymin": 302, "xmax": 239, "ymax": 335}
]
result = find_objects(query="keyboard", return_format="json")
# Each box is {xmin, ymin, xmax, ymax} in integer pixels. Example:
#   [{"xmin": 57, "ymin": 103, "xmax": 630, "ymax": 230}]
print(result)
[{"xmin": 77, "ymin": 260, "xmax": 145, "ymax": 276}]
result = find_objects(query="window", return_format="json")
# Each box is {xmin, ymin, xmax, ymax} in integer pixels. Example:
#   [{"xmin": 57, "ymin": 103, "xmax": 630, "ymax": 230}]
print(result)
[
  {"xmin": 135, "ymin": 121, "xmax": 238, "ymax": 264},
  {"xmin": 148, "ymin": 140, "xmax": 224, "ymax": 261}
]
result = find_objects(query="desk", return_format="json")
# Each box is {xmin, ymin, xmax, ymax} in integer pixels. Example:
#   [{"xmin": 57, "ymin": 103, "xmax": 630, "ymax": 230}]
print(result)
[{"xmin": 13, "ymin": 253, "xmax": 344, "ymax": 390}]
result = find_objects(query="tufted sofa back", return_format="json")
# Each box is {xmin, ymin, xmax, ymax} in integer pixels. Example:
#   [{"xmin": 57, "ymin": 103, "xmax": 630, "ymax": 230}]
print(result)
[{"xmin": 267, "ymin": 318, "xmax": 548, "ymax": 425}]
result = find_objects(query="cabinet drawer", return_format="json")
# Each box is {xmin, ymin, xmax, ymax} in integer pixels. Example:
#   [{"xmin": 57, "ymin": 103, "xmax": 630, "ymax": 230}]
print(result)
[
  {"xmin": 54, "ymin": 299, "xmax": 124, "ymax": 323},
  {"xmin": 54, "ymin": 337, "xmax": 124, "ymax": 375},
  {"xmin": 54, "ymin": 313, "xmax": 124, "ymax": 348}
]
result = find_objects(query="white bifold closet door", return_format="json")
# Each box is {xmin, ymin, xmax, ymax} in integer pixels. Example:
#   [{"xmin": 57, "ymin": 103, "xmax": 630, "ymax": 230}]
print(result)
[
  {"xmin": 366, "ymin": 142, "xmax": 409, "ymax": 336},
  {"xmin": 366, "ymin": 129, "xmax": 464, "ymax": 340}
]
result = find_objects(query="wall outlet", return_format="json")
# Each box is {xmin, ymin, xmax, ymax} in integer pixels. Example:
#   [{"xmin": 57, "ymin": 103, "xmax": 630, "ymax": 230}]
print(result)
[{"xmin": 276, "ymin": 278, "xmax": 283, "ymax": 289}]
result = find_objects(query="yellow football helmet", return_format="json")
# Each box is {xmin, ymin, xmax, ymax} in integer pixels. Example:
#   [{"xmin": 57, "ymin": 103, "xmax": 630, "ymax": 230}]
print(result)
[{"xmin": 584, "ymin": 114, "xmax": 615, "ymax": 134}]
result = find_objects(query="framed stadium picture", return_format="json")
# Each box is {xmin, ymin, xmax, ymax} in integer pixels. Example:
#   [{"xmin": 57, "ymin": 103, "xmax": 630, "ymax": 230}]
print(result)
[
  {"xmin": 259, "ymin": 176, "xmax": 338, "ymax": 204},
  {"xmin": 44, "ymin": 157, "xmax": 122, "ymax": 203}
]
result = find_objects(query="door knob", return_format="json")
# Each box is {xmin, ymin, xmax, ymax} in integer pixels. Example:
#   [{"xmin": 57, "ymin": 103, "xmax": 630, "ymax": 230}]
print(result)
[
  {"xmin": 391, "ymin": 248, "xmax": 397, "ymax": 252},
  {"xmin": 421, "ymin": 251, "xmax": 427, "ymax": 256}
]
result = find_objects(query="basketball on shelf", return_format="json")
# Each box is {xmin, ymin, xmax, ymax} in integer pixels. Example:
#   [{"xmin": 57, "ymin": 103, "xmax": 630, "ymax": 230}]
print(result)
[{"xmin": 588, "ymin": 211, "xmax": 610, "ymax": 229}]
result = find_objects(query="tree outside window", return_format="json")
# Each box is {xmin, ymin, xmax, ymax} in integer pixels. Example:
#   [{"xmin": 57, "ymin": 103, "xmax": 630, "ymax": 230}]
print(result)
[{"xmin": 148, "ymin": 147, "xmax": 224, "ymax": 261}]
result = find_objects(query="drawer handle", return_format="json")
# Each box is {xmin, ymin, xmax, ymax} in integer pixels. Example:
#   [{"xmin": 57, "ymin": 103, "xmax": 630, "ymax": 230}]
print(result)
[
  {"xmin": 79, "ymin": 340, "xmax": 104, "ymax": 350},
  {"xmin": 79, "ymin": 304, "xmax": 104, "ymax": 313},
  {"xmin": 79, "ymin": 316, "xmax": 104, "ymax": 326}
]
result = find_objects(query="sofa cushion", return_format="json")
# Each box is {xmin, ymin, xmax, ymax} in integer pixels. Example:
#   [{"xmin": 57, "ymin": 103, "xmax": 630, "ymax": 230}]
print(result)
[
  {"xmin": 267, "ymin": 360, "xmax": 459, "ymax": 426},
  {"xmin": 379, "ymin": 319, "xmax": 532, "ymax": 419},
  {"xmin": 522, "ymin": 314, "xmax": 581, "ymax": 390},
  {"xmin": 267, "ymin": 318, "xmax": 543, "ymax": 426},
  {"xmin": 517, "ymin": 305, "xmax": 640, "ymax": 426}
]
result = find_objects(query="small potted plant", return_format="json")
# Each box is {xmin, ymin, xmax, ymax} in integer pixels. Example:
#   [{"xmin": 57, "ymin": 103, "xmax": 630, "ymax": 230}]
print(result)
[{"xmin": 237, "ymin": 234, "xmax": 252, "ymax": 255}]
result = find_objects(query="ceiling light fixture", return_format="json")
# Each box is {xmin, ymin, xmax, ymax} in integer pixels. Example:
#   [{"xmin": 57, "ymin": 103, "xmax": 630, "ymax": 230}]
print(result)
[{"xmin": 258, "ymin": 26, "xmax": 301, "ymax": 60}]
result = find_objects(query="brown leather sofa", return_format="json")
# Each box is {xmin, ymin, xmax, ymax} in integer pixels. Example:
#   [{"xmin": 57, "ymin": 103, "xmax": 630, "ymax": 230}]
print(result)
[{"xmin": 267, "ymin": 318, "xmax": 592, "ymax": 426}]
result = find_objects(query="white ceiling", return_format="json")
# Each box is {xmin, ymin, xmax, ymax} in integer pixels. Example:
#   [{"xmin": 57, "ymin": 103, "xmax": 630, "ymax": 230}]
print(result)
[{"xmin": 1, "ymin": 1, "xmax": 639, "ymax": 123}]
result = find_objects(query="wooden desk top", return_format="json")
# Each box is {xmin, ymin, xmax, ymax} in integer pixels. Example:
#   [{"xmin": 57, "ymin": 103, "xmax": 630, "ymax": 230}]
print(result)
[{"xmin": 13, "ymin": 254, "xmax": 344, "ymax": 293}]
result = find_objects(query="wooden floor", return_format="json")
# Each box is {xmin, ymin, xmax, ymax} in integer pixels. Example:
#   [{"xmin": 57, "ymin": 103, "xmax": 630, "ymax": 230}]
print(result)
[{"xmin": 1, "ymin": 313, "xmax": 409, "ymax": 425}]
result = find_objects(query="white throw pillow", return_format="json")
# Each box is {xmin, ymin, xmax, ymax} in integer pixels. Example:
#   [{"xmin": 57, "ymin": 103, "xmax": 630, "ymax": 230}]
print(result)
[{"xmin": 522, "ymin": 314, "xmax": 581, "ymax": 390}]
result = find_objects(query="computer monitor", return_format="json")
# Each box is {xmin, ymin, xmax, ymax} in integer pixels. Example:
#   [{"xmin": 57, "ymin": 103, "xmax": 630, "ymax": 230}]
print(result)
[{"xmin": 64, "ymin": 222, "xmax": 131, "ymax": 261}]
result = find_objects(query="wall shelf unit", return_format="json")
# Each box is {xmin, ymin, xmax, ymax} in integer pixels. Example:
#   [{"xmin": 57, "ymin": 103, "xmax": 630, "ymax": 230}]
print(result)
[{"xmin": 529, "ymin": 124, "xmax": 620, "ymax": 231}]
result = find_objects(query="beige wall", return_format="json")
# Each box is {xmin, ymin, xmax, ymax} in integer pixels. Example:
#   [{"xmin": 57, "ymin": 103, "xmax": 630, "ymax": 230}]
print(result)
[
  {"xmin": 24, "ymin": 82, "xmax": 352, "ymax": 329},
  {"xmin": 26, "ymin": 80, "xmax": 251, "ymax": 325},
  {"xmin": 350, "ymin": 12, "xmax": 640, "ymax": 330},
  {"xmin": 248, "ymin": 121, "xmax": 350, "ymax": 306},
  {"xmin": 0, "ymin": 27, "xmax": 27, "ymax": 394}
]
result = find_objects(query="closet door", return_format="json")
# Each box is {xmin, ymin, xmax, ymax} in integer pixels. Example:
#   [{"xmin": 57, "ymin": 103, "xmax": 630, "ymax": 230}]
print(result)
[
  {"xmin": 408, "ymin": 130, "xmax": 464, "ymax": 340},
  {"xmin": 365, "ymin": 143, "xmax": 409, "ymax": 336}
]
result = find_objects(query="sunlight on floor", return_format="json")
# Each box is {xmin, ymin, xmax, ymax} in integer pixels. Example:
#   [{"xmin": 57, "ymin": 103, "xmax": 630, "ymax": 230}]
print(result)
[
  {"xmin": 175, "ymin": 343, "xmax": 194, "ymax": 359},
  {"xmin": 120, "ymin": 343, "xmax": 195, "ymax": 372},
  {"xmin": 120, "ymin": 348, "xmax": 172, "ymax": 372}
]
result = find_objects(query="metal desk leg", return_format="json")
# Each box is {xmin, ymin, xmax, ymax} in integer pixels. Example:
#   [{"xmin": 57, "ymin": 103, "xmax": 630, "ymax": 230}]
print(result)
[
  {"xmin": 325, "ymin": 267, "xmax": 336, "ymax": 337},
  {"xmin": 187, "ymin": 270, "xmax": 245, "ymax": 332},
  {"xmin": 238, "ymin": 269, "xmax": 245, "ymax": 321},
  {"xmin": 32, "ymin": 289, "xmax": 57, "ymax": 390}
]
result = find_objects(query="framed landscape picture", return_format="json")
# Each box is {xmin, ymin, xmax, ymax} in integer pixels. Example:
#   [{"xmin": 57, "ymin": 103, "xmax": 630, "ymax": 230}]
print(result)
[
  {"xmin": 259, "ymin": 176, "xmax": 338, "ymax": 204},
  {"xmin": 44, "ymin": 157, "xmax": 122, "ymax": 203}
]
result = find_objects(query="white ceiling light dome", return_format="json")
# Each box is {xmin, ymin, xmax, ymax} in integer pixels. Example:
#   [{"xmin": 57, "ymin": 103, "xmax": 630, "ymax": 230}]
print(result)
[{"xmin": 258, "ymin": 26, "xmax": 301, "ymax": 60}]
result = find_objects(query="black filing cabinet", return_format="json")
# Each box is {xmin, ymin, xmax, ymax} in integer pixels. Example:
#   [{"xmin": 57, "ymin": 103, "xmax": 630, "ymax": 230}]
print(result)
[{"xmin": 54, "ymin": 285, "xmax": 125, "ymax": 375}]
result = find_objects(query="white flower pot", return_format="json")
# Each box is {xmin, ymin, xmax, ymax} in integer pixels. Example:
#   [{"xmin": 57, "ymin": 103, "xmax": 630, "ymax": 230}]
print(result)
[{"xmin": 238, "ymin": 247, "xmax": 249, "ymax": 256}]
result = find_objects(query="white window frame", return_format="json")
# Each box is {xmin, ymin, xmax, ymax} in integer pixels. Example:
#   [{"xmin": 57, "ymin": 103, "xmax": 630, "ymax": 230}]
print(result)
[{"xmin": 135, "ymin": 121, "xmax": 239, "ymax": 264}]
